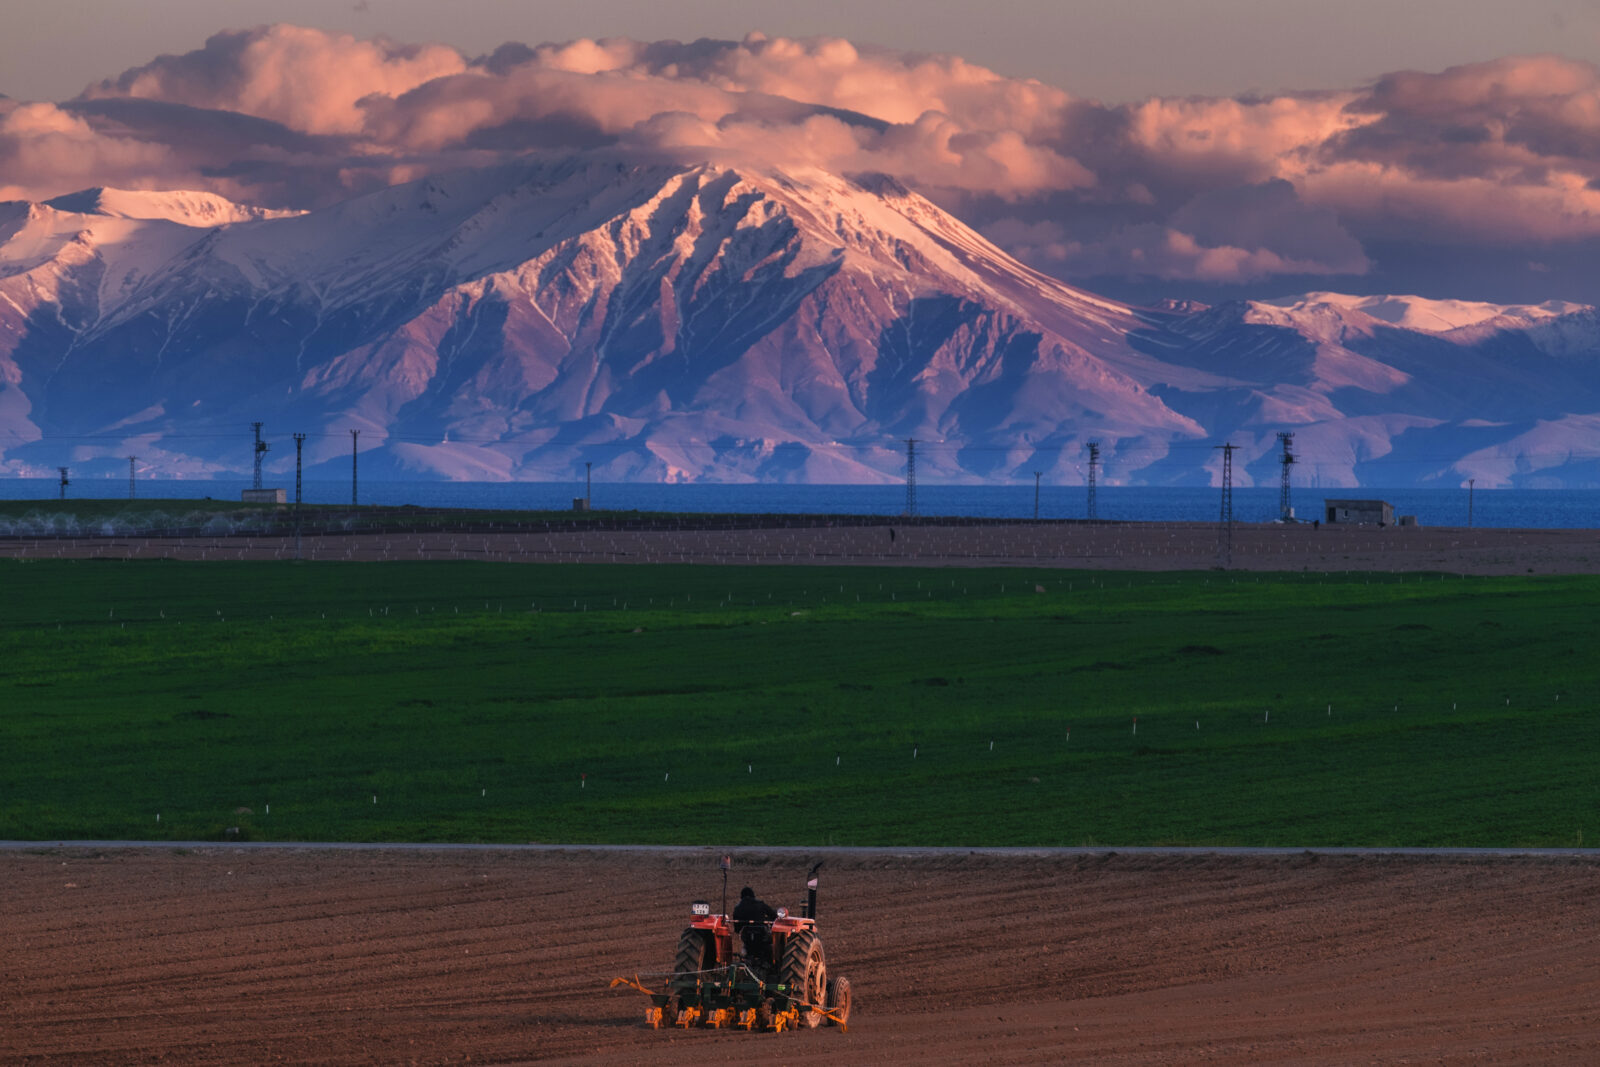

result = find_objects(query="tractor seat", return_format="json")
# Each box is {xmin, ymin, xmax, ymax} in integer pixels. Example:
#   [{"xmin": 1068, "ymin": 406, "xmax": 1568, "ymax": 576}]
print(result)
[{"xmin": 738, "ymin": 922, "xmax": 771, "ymax": 961}]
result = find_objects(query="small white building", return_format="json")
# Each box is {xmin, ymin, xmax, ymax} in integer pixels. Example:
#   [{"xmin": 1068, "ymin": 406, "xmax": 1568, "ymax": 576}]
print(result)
[
  {"xmin": 1323, "ymin": 499, "xmax": 1394, "ymax": 526},
  {"xmin": 242, "ymin": 488, "xmax": 286, "ymax": 504}
]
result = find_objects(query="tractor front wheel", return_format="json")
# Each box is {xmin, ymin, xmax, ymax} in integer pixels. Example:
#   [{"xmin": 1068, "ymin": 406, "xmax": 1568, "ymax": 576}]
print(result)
[{"xmin": 779, "ymin": 931, "xmax": 827, "ymax": 1029}]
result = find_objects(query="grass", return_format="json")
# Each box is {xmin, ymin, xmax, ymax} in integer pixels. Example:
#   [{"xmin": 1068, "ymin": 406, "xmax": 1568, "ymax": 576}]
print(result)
[{"xmin": 1, "ymin": 559, "xmax": 1596, "ymax": 847}]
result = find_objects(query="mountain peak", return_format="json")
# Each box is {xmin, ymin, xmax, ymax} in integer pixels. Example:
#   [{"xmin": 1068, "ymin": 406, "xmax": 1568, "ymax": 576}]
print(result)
[{"xmin": 41, "ymin": 187, "xmax": 300, "ymax": 226}]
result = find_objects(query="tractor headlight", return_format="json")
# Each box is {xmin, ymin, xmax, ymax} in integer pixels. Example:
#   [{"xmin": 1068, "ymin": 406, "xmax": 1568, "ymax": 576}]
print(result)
[
  {"xmin": 776, "ymin": 907, "xmax": 788, "ymax": 918},
  {"xmin": 691, "ymin": 901, "xmax": 711, "ymax": 916}
]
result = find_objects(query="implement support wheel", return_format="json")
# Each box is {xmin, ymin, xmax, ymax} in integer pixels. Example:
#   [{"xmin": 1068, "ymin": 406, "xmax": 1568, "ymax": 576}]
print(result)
[
  {"xmin": 826, "ymin": 974, "xmax": 852, "ymax": 1027},
  {"xmin": 779, "ymin": 931, "xmax": 828, "ymax": 1029}
]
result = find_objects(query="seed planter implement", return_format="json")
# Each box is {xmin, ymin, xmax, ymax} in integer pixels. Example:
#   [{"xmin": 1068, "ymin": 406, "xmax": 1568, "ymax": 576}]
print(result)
[{"xmin": 610, "ymin": 859, "xmax": 852, "ymax": 1032}]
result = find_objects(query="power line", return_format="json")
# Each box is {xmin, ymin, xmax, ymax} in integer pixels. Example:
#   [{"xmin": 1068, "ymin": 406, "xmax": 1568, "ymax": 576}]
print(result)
[
  {"xmin": 20, "ymin": 424, "xmax": 1600, "ymax": 495},
  {"xmin": 20, "ymin": 428, "xmax": 1596, "ymax": 467}
]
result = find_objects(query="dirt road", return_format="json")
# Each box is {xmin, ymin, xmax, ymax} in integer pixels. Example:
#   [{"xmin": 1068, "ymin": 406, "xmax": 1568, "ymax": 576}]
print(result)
[
  {"xmin": 3, "ymin": 520, "xmax": 1598, "ymax": 573},
  {"xmin": 7, "ymin": 847, "xmax": 1598, "ymax": 1064}
]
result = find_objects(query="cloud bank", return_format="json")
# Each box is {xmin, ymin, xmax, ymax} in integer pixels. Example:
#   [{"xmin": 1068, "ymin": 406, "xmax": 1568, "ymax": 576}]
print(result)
[{"xmin": 7, "ymin": 26, "xmax": 1600, "ymax": 298}]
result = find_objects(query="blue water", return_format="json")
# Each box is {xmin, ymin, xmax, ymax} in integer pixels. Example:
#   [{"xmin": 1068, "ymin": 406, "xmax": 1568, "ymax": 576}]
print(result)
[{"xmin": 0, "ymin": 478, "xmax": 1593, "ymax": 529}]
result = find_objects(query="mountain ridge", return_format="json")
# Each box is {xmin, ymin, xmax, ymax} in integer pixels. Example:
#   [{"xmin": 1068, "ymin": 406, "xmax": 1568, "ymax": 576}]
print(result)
[{"xmin": 3, "ymin": 163, "xmax": 1600, "ymax": 489}]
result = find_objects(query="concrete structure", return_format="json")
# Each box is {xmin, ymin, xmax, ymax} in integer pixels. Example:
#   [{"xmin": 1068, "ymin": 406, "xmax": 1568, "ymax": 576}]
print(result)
[
  {"xmin": 1324, "ymin": 499, "xmax": 1394, "ymax": 526},
  {"xmin": 242, "ymin": 488, "xmax": 286, "ymax": 504}
]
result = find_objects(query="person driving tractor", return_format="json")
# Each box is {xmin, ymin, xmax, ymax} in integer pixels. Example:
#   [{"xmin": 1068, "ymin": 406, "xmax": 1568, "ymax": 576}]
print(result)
[{"xmin": 731, "ymin": 886, "xmax": 778, "ymax": 960}]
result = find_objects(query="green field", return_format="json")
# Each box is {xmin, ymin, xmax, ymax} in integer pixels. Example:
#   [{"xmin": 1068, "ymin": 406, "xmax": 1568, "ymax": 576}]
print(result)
[{"xmin": 2, "ymin": 558, "xmax": 1596, "ymax": 847}]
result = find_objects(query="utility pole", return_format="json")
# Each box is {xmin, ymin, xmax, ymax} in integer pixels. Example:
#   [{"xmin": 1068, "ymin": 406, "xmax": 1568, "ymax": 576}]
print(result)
[
  {"xmin": 1216, "ymin": 442, "xmax": 1236, "ymax": 567},
  {"xmin": 1277, "ymin": 431, "xmax": 1296, "ymax": 521},
  {"xmin": 1033, "ymin": 470, "xmax": 1042, "ymax": 520},
  {"xmin": 904, "ymin": 438, "xmax": 918, "ymax": 517},
  {"xmin": 350, "ymin": 429, "xmax": 360, "ymax": 507},
  {"xmin": 128, "ymin": 456, "xmax": 138, "ymax": 500},
  {"xmin": 1468, "ymin": 478, "xmax": 1475, "ymax": 528},
  {"xmin": 58, "ymin": 466, "xmax": 69, "ymax": 500},
  {"xmin": 1085, "ymin": 441, "xmax": 1100, "ymax": 521},
  {"xmin": 293, "ymin": 433, "xmax": 306, "ymax": 561},
  {"xmin": 251, "ymin": 421, "xmax": 269, "ymax": 490}
]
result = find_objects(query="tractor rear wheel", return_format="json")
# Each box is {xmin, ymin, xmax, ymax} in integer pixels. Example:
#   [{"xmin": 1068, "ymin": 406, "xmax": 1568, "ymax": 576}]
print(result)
[
  {"xmin": 674, "ymin": 927, "xmax": 710, "ymax": 976},
  {"xmin": 779, "ymin": 931, "xmax": 827, "ymax": 1029},
  {"xmin": 670, "ymin": 927, "xmax": 710, "ymax": 1022},
  {"xmin": 826, "ymin": 975, "xmax": 852, "ymax": 1026}
]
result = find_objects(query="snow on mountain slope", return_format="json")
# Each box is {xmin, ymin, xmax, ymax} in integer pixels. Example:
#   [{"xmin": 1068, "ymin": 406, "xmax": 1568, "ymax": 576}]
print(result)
[
  {"xmin": 0, "ymin": 188, "xmax": 302, "ymax": 347},
  {"xmin": 0, "ymin": 205, "xmax": 213, "ymax": 317},
  {"xmin": 1260, "ymin": 292, "xmax": 1590, "ymax": 335},
  {"xmin": 42, "ymin": 188, "xmax": 301, "ymax": 226},
  {"xmin": 1125, "ymin": 289, "xmax": 1600, "ymax": 487},
  {"xmin": 3, "ymin": 162, "xmax": 1600, "ymax": 489}
]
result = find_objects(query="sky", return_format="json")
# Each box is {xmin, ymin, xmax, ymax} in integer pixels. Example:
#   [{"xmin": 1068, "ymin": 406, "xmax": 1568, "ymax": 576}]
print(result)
[
  {"xmin": 5, "ymin": 1, "xmax": 1600, "ymax": 304},
  {"xmin": 9, "ymin": 0, "xmax": 1600, "ymax": 105}
]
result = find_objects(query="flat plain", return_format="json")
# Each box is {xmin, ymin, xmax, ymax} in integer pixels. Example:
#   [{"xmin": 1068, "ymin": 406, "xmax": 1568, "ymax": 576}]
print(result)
[{"xmin": 5, "ymin": 513, "xmax": 1599, "ymax": 1064}]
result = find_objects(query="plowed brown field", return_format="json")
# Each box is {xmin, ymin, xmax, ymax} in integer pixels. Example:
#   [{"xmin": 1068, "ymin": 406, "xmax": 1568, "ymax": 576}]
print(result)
[
  {"xmin": 4, "ymin": 520, "xmax": 1600, "ymax": 574},
  {"xmin": 7, "ymin": 847, "xmax": 1599, "ymax": 1065}
]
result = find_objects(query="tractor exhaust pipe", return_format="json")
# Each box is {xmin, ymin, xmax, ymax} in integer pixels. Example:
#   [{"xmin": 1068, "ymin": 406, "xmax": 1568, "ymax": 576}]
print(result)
[{"xmin": 805, "ymin": 861, "xmax": 823, "ymax": 919}]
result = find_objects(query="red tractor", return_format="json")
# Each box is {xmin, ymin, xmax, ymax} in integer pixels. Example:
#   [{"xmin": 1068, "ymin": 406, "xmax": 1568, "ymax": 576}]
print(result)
[{"xmin": 622, "ymin": 860, "xmax": 852, "ymax": 1032}]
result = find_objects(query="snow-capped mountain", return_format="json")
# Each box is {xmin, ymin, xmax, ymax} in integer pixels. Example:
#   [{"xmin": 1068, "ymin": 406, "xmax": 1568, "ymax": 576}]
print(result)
[
  {"xmin": 2, "ymin": 161, "xmax": 1599, "ymax": 490},
  {"xmin": 1140, "ymin": 292, "xmax": 1600, "ymax": 487},
  {"xmin": 1257, "ymin": 292, "xmax": 1587, "ymax": 337}
]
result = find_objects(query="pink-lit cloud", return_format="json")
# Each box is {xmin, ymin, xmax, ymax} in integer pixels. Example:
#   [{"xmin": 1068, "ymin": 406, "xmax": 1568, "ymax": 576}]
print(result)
[
  {"xmin": 0, "ymin": 100, "xmax": 183, "ymax": 201},
  {"xmin": 6, "ymin": 26, "xmax": 1600, "ymax": 293},
  {"xmin": 80, "ymin": 24, "xmax": 469, "ymax": 135}
]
